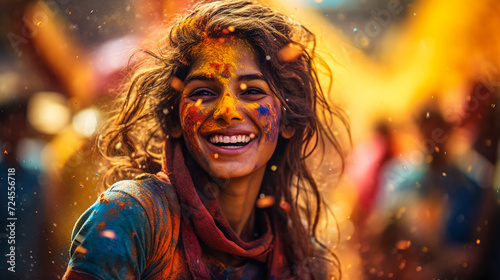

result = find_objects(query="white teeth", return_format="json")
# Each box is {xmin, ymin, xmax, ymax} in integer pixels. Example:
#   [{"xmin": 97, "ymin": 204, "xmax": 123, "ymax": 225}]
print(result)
[{"xmin": 208, "ymin": 134, "xmax": 255, "ymax": 144}]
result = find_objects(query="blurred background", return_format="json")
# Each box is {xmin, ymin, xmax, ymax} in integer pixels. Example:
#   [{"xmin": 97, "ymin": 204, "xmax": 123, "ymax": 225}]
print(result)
[{"xmin": 0, "ymin": 0, "xmax": 499, "ymax": 279}]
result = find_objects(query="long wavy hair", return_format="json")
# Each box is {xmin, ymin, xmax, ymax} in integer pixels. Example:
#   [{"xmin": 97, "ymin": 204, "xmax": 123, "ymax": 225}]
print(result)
[{"xmin": 98, "ymin": 0, "xmax": 349, "ymax": 278}]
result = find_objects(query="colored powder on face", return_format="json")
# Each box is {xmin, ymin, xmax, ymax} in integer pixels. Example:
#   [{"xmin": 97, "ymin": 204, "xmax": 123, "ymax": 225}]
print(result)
[
  {"xmin": 247, "ymin": 103, "xmax": 260, "ymax": 110},
  {"xmin": 182, "ymin": 104, "xmax": 206, "ymax": 130},
  {"xmin": 190, "ymin": 38, "xmax": 255, "ymax": 89},
  {"xmin": 209, "ymin": 62, "xmax": 222, "ymax": 72},
  {"xmin": 206, "ymin": 73, "xmax": 215, "ymax": 79},
  {"xmin": 263, "ymin": 109, "xmax": 280, "ymax": 141},
  {"xmin": 246, "ymin": 102, "xmax": 280, "ymax": 141},
  {"xmin": 191, "ymin": 39, "xmax": 238, "ymax": 85},
  {"xmin": 221, "ymin": 64, "xmax": 231, "ymax": 78},
  {"xmin": 255, "ymin": 104, "xmax": 270, "ymax": 116},
  {"xmin": 263, "ymin": 124, "xmax": 271, "ymax": 139},
  {"xmin": 183, "ymin": 38, "xmax": 258, "ymax": 136},
  {"xmin": 247, "ymin": 102, "xmax": 271, "ymax": 116},
  {"xmin": 181, "ymin": 104, "xmax": 210, "ymax": 153},
  {"xmin": 215, "ymin": 92, "xmax": 241, "ymax": 121}
]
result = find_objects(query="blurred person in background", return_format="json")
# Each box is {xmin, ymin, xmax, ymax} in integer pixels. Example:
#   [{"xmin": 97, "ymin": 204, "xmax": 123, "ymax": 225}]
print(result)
[{"xmin": 364, "ymin": 95, "xmax": 498, "ymax": 279}]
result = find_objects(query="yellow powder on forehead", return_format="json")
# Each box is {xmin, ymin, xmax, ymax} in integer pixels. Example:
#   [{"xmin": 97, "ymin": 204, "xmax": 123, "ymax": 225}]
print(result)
[{"xmin": 190, "ymin": 37, "xmax": 255, "ymax": 80}]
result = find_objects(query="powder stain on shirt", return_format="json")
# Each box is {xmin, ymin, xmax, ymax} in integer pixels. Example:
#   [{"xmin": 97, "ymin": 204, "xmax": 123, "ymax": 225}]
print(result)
[
  {"xmin": 97, "ymin": 222, "xmax": 106, "ymax": 231},
  {"xmin": 99, "ymin": 193, "xmax": 110, "ymax": 206}
]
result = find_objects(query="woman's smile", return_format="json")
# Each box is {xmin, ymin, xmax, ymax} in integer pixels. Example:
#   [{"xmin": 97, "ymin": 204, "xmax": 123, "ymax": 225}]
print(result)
[
  {"xmin": 178, "ymin": 38, "xmax": 282, "ymax": 179},
  {"xmin": 205, "ymin": 129, "xmax": 256, "ymax": 149}
]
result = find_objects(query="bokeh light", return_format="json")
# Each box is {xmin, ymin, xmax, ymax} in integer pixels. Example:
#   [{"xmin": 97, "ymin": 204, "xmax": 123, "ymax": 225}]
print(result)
[
  {"xmin": 72, "ymin": 107, "xmax": 101, "ymax": 137},
  {"xmin": 27, "ymin": 91, "xmax": 70, "ymax": 135}
]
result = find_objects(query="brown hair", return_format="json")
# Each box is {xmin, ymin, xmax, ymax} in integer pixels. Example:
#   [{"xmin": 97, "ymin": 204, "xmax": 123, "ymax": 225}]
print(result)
[{"xmin": 98, "ymin": 0, "xmax": 349, "ymax": 278}]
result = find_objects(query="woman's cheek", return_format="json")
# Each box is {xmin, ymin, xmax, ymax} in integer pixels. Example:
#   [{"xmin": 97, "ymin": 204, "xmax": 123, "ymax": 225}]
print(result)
[
  {"xmin": 249, "ymin": 103, "xmax": 280, "ymax": 142},
  {"xmin": 180, "ymin": 103, "xmax": 209, "ymax": 147}
]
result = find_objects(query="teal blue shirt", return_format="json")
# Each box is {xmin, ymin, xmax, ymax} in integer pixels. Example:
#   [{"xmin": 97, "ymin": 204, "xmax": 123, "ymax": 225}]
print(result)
[{"xmin": 67, "ymin": 175, "xmax": 266, "ymax": 280}]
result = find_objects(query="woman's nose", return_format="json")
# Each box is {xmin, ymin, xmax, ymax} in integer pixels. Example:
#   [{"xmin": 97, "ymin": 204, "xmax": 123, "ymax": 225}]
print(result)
[{"xmin": 213, "ymin": 92, "xmax": 243, "ymax": 124}]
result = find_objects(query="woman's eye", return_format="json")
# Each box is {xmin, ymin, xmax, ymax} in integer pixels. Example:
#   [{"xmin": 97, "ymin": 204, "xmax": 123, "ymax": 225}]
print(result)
[
  {"xmin": 190, "ymin": 89, "xmax": 215, "ymax": 97},
  {"xmin": 241, "ymin": 89, "xmax": 266, "ymax": 98}
]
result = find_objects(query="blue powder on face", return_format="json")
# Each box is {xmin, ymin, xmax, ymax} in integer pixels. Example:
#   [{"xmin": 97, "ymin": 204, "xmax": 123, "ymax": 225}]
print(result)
[{"xmin": 255, "ymin": 105, "xmax": 270, "ymax": 115}]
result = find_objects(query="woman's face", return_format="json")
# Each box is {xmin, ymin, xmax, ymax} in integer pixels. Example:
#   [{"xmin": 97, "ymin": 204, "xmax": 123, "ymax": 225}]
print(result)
[{"xmin": 178, "ymin": 38, "xmax": 282, "ymax": 179}]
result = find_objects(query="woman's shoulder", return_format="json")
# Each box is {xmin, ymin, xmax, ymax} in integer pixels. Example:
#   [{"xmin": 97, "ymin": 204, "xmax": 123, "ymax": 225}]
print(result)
[
  {"xmin": 66, "ymin": 174, "xmax": 182, "ymax": 279},
  {"xmin": 102, "ymin": 174, "xmax": 181, "ymax": 217},
  {"xmin": 107, "ymin": 173, "xmax": 178, "ymax": 204},
  {"xmin": 69, "ymin": 174, "xmax": 181, "ymax": 255}
]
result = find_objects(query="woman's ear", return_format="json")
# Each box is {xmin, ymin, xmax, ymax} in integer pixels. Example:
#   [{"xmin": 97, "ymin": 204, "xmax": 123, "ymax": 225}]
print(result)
[
  {"xmin": 280, "ymin": 125, "xmax": 295, "ymax": 139},
  {"xmin": 169, "ymin": 124, "xmax": 183, "ymax": 138}
]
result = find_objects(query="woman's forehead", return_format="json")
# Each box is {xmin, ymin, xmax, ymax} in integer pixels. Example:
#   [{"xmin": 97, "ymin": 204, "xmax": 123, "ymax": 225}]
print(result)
[{"xmin": 189, "ymin": 38, "xmax": 259, "ymax": 77}]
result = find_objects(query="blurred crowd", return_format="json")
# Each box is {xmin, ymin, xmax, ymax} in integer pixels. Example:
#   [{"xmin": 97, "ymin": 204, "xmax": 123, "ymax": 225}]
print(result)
[
  {"xmin": 0, "ymin": 0, "xmax": 499, "ymax": 279},
  {"xmin": 345, "ymin": 96, "xmax": 500, "ymax": 279}
]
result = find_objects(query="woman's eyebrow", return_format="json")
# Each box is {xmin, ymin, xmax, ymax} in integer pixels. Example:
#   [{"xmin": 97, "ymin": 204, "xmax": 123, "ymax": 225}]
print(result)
[
  {"xmin": 184, "ymin": 73, "xmax": 267, "ymax": 85},
  {"xmin": 237, "ymin": 74, "xmax": 266, "ymax": 82},
  {"xmin": 184, "ymin": 74, "xmax": 217, "ymax": 85}
]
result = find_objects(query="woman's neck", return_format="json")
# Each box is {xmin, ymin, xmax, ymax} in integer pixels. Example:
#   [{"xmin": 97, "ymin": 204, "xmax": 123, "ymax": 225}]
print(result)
[{"xmin": 216, "ymin": 164, "xmax": 266, "ymax": 240}]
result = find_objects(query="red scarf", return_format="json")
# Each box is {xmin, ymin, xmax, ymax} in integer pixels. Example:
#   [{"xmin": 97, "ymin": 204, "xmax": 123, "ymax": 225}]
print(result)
[{"xmin": 157, "ymin": 138, "xmax": 288, "ymax": 279}]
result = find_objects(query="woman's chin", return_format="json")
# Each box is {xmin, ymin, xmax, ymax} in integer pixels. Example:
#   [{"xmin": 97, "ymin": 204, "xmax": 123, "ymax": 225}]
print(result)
[{"xmin": 204, "ymin": 161, "xmax": 266, "ymax": 180}]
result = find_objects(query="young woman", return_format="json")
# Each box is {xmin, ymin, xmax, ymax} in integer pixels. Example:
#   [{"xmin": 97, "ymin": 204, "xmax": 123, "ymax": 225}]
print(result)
[{"xmin": 63, "ymin": 0, "xmax": 348, "ymax": 279}]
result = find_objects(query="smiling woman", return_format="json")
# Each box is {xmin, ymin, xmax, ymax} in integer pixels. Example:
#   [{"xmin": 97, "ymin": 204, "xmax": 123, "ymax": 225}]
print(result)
[
  {"xmin": 62, "ymin": 0, "xmax": 349, "ymax": 279},
  {"xmin": 178, "ymin": 38, "xmax": 284, "ymax": 181}
]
